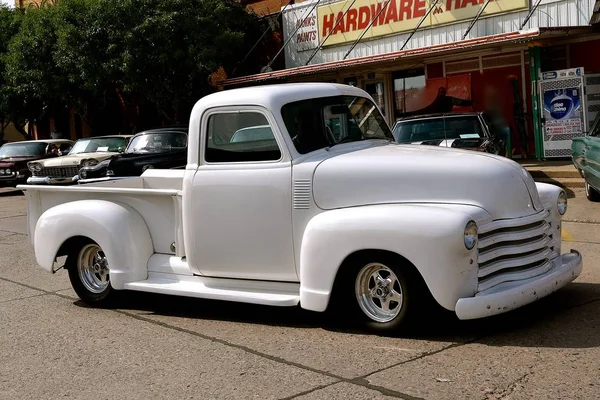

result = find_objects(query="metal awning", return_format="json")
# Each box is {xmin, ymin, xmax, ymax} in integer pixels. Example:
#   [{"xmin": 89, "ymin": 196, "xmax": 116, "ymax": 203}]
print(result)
[{"xmin": 222, "ymin": 27, "xmax": 592, "ymax": 87}]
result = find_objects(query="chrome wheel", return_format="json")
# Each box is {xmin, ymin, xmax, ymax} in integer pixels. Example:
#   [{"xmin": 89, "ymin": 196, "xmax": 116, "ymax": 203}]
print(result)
[
  {"xmin": 77, "ymin": 244, "xmax": 110, "ymax": 294},
  {"xmin": 355, "ymin": 263, "xmax": 404, "ymax": 323}
]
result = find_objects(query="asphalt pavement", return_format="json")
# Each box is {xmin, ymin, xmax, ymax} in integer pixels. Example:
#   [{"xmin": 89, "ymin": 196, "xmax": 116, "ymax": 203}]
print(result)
[{"xmin": 0, "ymin": 187, "xmax": 599, "ymax": 399}]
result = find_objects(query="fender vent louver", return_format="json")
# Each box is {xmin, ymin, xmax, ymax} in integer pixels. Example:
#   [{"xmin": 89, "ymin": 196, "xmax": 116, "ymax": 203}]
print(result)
[{"xmin": 293, "ymin": 179, "xmax": 311, "ymax": 209}]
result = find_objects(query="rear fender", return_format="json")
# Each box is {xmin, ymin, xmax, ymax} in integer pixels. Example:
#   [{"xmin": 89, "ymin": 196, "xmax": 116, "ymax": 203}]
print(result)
[
  {"xmin": 299, "ymin": 204, "xmax": 488, "ymax": 312},
  {"xmin": 34, "ymin": 200, "xmax": 153, "ymax": 289}
]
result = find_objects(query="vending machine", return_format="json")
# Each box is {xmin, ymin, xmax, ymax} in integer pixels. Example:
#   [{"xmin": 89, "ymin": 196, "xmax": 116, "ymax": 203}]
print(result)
[{"xmin": 539, "ymin": 67, "xmax": 586, "ymax": 158}]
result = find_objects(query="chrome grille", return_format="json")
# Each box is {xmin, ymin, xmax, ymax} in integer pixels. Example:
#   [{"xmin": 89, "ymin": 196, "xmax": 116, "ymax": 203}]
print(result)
[
  {"xmin": 477, "ymin": 210, "xmax": 556, "ymax": 292},
  {"xmin": 33, "ymin": 166, "xmax": 79, "ymax": 178}
]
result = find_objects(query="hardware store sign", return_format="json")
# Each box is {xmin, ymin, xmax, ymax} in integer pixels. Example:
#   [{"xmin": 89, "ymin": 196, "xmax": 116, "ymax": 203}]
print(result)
[{"xmin": 316, "ymin": 0, "xmax": 528, "ymax": 46}]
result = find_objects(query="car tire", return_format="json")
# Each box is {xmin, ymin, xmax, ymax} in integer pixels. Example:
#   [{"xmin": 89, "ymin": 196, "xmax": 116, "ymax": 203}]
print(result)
[
  {"xmin": 585, "ymin": 180, "xmax": 600, "ymax": 202},
  {"xmin": 330, "ymin": 252, "xmax": 429, "ymax": 334},
  {"xmin": 66, "ymin": 239, "xmax": 115, "ymax": 306}
]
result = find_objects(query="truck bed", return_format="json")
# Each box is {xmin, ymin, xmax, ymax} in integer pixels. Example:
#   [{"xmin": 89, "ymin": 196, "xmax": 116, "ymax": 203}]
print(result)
[{"xmin": 18, "ymin": 169, "xmax": 185, "ymax": 256}]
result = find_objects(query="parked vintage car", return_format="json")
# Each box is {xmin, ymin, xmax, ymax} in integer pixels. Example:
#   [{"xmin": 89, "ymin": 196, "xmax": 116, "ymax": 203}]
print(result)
[
  {"xmin": 0, "ymin": 139, "xmax": 74, "ymax": 187},
  {"xmin": 78, "ymin": 128, "xmax": 188, "ymax": 183},
  {"xmin": 27, "ymin": 135, "xmax": 131, "ymax": 185},
  {"xmin": 20, "ymin": 83, "xmax": 581, "ymax": 333},
  {"xmin": 392, "ymin": 112, "xmax": 506, "ymax": 154},
  {"xmin": 572, "ymin": 112, "xmax": 600, "ymax": 201}
]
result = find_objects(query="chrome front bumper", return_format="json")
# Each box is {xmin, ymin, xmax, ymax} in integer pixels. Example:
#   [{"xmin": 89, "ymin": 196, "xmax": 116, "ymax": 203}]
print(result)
[
  {"xmin": 455, "ymin": 250, "xmax": 583, "ymax": 320},
  {"xmin": 27, "ymin": 175, "xmax": 79, "ymax": 185}
]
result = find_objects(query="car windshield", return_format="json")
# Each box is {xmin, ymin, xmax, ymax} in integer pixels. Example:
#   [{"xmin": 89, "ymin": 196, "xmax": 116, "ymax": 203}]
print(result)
[
  {"xmin": 70, "ymin": 137, "xmax": 128, "ymax": 154},
  {"xmin": 281, "ymin": 95, "xmax": 393, "ymax": 154},
  {"xmin": 0, "ymin": 142, "xmax": 48, "ymax": 157},
  {"xmin": 394, "ymin": 115, "xmax": 484, "ymax": 143},
  {"xmin": 126, "ymin": 132, "xmax": 187, "ymax": 153}
]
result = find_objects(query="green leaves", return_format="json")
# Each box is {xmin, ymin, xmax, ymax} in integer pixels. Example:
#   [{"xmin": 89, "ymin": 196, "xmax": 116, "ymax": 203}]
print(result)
[{"xmin": 0, "ymin": 0, "xmax": 264, "ymax": 131}]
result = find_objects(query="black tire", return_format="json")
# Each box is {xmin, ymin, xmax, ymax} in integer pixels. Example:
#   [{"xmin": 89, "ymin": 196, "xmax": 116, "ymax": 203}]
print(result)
[
  {"xmin": 66, "ymin": 239, "xmax": 114, "ymax": 306},
  {"xmin": 585, "ymin": 179, "xmax": 600, "ymax": 202},
  {"xmin": 330, "ymin": 252, "xmax": 430, "ymax": 334}
]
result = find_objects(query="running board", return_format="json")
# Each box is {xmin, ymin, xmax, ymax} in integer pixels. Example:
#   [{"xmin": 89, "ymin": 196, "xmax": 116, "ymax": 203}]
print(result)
[{"xmin": 124, "ymin": 272, "xmax": 300, "ymax": 306}]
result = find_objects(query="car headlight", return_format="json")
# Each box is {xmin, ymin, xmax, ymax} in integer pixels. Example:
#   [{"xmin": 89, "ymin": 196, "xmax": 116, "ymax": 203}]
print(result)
[
  {"xmin": 82, "ymin": 159, "xmax": 99, "ymax": 167},
  {"xmin": 79, "ymin": 169, "xmax": 87, "ymax": 179},
  {"xmin": 557, "ymin": 191, "xmax": 567, "ymax": 215},
  {"xmin": 0, "ymin": 170, "xmax": 4, "ymax": 175},
  {"xmin": 106, "ymin": 169, "xmax": 114, "ymax": 176},
  {"xmin": 28, "ymin": 163, "xmax": 42, "ymax": 172},
  {"xmin": 464, "ymin": 221, "xmax": 478, "ymax": 250}
]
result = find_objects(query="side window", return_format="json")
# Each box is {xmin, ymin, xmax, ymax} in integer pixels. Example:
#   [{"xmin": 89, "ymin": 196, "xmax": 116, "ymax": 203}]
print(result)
[{"xmin": 205, "ymin": 112, "xmax": 281, "ymax": 163}]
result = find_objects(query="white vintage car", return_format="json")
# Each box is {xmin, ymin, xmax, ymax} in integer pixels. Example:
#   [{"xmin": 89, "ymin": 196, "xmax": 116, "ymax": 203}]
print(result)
[{"xmin": 19, "ymin": 83, "xmax": 582, "ymax": 332}]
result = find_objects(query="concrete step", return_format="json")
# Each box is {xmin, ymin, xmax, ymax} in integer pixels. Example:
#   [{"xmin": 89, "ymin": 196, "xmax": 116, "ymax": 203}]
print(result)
[
  {"xmin": 535, "ymin": 177, "xmax": 585, "ymax": 189},
  {"xmin": 528, "ymin": 170, "xmax": 582, "ymax": 179}
]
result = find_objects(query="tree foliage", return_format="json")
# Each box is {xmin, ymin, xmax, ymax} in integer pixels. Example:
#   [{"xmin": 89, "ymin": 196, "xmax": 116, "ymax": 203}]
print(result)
[{"xmin": 0, "ymin": 0, "xmax": 265, "ymax": 137}]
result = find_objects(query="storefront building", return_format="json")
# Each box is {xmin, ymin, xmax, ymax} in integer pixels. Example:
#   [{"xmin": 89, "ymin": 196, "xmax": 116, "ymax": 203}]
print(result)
[{"xmin": 224, "ymin": 0, "xmax": 600, "ymax": 159}]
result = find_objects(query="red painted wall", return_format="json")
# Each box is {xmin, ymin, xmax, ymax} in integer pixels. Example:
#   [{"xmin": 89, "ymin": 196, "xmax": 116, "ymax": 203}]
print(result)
[{"xmin": 570, "ymin": 40, "xmax": 600, "ymax": 73}]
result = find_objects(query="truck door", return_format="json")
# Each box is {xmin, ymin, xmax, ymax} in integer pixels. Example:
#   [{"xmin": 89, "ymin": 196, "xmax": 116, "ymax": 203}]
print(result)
[{"xmin": 186, "ymin": 107, "xmax": 297, "ymax": 282}]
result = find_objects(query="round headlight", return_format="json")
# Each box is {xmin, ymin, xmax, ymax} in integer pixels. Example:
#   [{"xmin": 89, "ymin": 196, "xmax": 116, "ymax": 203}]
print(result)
[
  {"xmin": 29, "ymin": 163, "xmax": 42, "ymax": 172},
  {"xmin": 82, "ymin": 159, "xmax": 99, "ymax": 167},
  {"xmin": 464, "ymin": 221, "xmax": 478, "ymax": 250},
  {"xmin": 0, "ymin": 170, "xmax": 4, "ymax": 175},
  {"xmin": 557, "ymin": 191, "xmax": 567, "ymax": 215},
  {"xmin": 80, "ymin": 169, "xmax": 87, "ymax": 179}
]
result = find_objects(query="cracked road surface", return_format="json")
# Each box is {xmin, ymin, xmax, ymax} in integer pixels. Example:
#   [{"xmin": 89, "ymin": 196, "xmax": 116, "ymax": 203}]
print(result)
[{"xmin": 1, "ymin": 188, "xmax": 599, "ymax": 399}]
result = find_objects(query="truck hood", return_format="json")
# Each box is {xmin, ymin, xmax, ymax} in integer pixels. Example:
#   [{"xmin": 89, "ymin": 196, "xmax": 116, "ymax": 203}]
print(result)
[{"xmin": 312, "ymin": 144, "xmax": 543, "ymax": 220}]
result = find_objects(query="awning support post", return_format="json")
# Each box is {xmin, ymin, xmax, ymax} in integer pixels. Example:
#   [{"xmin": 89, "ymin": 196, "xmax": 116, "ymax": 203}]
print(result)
[
  {"xmin": 232, "ymin": 0, "xmax": 295, "ymax": 76},
  {"xmin": 520, "ymin": 0, "xmax": 543, "ymax": 29},
  {"xmin": 305, "ymin": 0, "xmax": 359, "ymax": 65},
  {"xmin": 461, "ymin": 0, "xmax": 492, "ymax": 41},
  {"xmin": 265, "ymin": 0, "xmax": 323, "ymax": 72},
  {"xmin": 400, "ymin": 0, "xmax": 442, "ymax": 51},
  {"xmin": 342, "ymin": 0, "xmax": 393, "ymax": 60}
]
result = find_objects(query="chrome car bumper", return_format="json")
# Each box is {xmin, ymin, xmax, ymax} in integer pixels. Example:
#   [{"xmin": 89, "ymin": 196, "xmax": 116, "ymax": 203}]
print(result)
[
  {"xmin": 27, "ymin": 175, "xmax": 79, "ymax": 185},
  {"xmin": 455, "ymin": 250, "xmax": 583, "ymax": 320}
]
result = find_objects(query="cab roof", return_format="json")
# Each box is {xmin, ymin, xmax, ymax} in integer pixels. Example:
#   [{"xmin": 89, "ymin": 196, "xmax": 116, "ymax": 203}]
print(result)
[{"xmin": 192, "ymin": 83, "xmax": 371, "ymax": 114}]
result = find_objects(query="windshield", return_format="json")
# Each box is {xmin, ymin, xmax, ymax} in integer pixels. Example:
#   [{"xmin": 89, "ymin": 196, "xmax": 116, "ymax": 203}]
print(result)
[
  {"xmin": 70, "ymin": 137, "xmax": 129, "ymax": 154},
  {"xmin": 281, "ymin": 95, "xmax": 393, "ymax": 154},
  {"xmin": 394, "ymin": 115, "xmax": 484, "ymax": 143},
  {"xmin": 0, "ymin": 142, "xmax": 48, "ymax": 157},
  {"xmin": 126, "ymin": 132, "xmax": 187, "ymax": 153}
]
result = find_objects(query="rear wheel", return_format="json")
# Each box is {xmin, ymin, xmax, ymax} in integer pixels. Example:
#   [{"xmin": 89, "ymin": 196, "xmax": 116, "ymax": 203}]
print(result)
[
  {"xmin": 66, "ymin": 241, "xmax": 114, "ymax": 306},
  {"xmin": 586, "ymin": 180, "xmax": 600, "ymax": 202}
]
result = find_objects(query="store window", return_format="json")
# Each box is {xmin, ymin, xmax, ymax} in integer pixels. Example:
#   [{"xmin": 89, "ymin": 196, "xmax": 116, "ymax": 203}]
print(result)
[
  {"xmin": 393, "ymin": 68, "xmax": 426, "ymax": 119},
  {"xmin": 364, "ymin": 81, "xmax": 386, "ymax": 118}
]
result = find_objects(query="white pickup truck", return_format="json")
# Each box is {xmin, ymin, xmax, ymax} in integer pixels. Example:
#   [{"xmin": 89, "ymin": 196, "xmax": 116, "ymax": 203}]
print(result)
[{"xmin": 20, "ymin": 83, "xmax": 582, "ymax": 332}]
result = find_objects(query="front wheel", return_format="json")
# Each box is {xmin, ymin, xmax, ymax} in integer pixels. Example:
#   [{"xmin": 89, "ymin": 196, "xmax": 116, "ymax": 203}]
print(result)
[
  {"xmin": 585, "ymin": 180, "xmax": 600, "ymax": 202},
  {"xmin": 338, "ymin": 254, "xmax": 429, "ymax": 333},
  {"xmin": 66, "ymin": 241, "xmax": 114, "ymax": 306}
]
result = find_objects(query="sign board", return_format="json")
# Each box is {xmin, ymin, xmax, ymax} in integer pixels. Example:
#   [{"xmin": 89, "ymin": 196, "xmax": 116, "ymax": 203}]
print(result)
[
  {"xmin": 287, "ymin": 6, "xmax": 319, "ymax": 52},
  {"xmin": 540, "ymin": 67, "xmax": 586, "ymax": 158},
  {"xmin": 316, "ymin": 0, "xmax": 529, "ymax": 47}
]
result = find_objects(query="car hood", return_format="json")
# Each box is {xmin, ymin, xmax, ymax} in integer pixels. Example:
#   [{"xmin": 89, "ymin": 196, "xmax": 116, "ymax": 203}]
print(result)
[
  {"xmin": 0, "ymin": 155, "xmax": 41, "ymax": 167},
  {"xmin": 312, "ymin": 144, "xmax": 543, "ymax": 220},
  {"xmin": 38, "ymin": 152, "xmax": 119, "ymax": 167}
]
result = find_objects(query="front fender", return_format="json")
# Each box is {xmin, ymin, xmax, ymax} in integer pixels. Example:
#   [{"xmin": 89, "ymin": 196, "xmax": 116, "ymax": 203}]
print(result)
[
  {"xmin": 299, "ymin": 204, "xmax": 489, "ymax": 312},
  {"xmin": 34, "ymin": 200, "xmax": 153, "ymax": 289}
]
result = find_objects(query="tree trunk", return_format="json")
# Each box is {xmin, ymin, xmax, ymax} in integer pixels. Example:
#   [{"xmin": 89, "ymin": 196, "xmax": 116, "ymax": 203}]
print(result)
[{"xmin": 14, "ymin": 122, "xmax": 32, "ymax": 141}]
